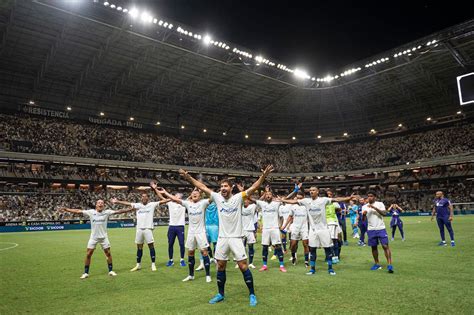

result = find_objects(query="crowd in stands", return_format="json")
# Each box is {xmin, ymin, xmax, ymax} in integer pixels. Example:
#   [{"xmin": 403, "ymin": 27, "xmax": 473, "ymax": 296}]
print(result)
[
  {"xmin": 1, "ymin": 114, "xmax": 472, "ymax": 172},
  {"xmin": 0, "ymin": 190, "xmax": 170, "ymax": 222}
]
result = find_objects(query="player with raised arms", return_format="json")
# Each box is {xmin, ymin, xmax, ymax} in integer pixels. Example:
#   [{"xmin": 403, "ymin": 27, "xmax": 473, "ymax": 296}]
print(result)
[
  {"xmin": 179, "ymin": 165, "xmax": 274, "ymax": 307},
  {"xmin": 58, "ymin": 200, "xmax": 135, "ymax": 279},
  {"xmin": 156, "ymin": 187, "xmax": 213, "ymax": 283},
  {"xmin": 111, "ymin": 186, "xmax": 169, "ymax": 272},
  {"xmin": 150, "ymin": 183, "xmax": 187, "ymax": 267},
  {"xmin": 281, "ymin": 191, "xmax": 310, "ymax": 267},
  {"xmin": 281, "ymin": 187, "xmax": 357, "ymax": 276}
]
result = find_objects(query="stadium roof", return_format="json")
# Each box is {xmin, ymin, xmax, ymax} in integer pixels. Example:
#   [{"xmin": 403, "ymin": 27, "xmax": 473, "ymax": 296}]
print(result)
[{"xmin": 0, "ymin": 0, "xmax": 473, "ymax": 143}]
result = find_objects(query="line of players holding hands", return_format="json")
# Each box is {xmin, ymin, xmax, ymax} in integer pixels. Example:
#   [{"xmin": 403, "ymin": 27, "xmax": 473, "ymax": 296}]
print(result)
[{"xmin": 59, "ymin": 165, "xmax": 453, "ymax": 306}]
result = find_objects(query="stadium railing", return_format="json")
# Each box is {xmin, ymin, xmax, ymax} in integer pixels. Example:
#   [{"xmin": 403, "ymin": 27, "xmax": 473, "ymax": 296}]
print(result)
[{"xmin": 0, "ymin": 151, "xmax": 472, "ymax": 177}]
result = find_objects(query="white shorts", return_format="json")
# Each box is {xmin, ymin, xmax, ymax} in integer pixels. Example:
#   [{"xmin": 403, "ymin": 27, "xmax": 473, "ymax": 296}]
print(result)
[
  {"xmin": 186, "ymin": 232, "xmax": 209, "ymax": 250},
  {"xmin": 290, "ymin": 227, "xmax": 309, "ymax": 241},
  {"xmin": 215, "ymin": 237, "xmax": 247, "ymax": 261},
  {"xmin": 328, "ymin": 224, "xmax": 342, "ymax": 239},
  {"xmin": 308, "ymin": 228, "xmax": 333, "ymax": 248},
  {"xmin": 87, "ymin": 237, "xmax": 110, "ymax": 250},
  {"xmin": 243, "ymin": 230, "xmax": 256, "ymax": 244},
  {"xmin": 261, "ymin": 229, "xmax": 281, "ymax": 246},
  {"xmin": 135, "ymin": 228, "xmax": 154, "ymax": 244}
]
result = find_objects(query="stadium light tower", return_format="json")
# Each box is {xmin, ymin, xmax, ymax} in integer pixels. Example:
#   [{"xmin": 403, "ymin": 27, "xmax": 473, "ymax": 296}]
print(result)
[
  {"xmin": 203, "ymin": 35, "xmax": 212, "ymax": 45},
  {"xmin": 294, "ymin": 68, "xmax": 310, "ymax": 80},
  {"xmin": 128, "ymin": 8, "xmax": 139, "ymax": 19},
  {"xmin": 140, "ymin": 11, "xmax": 153, "ymax": 23}
]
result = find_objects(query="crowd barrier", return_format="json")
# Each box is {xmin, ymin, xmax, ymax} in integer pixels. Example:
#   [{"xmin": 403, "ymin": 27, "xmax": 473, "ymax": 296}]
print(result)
[{"xmin": 1, "ymin": 211, "xmax": 472, "ymax": 233}]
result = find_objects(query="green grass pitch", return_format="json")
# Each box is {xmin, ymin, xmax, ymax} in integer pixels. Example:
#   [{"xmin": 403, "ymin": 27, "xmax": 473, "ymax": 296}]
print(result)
[{"xmin": 1, "ymin": 216, "xmax": 473, "ymax": 314}]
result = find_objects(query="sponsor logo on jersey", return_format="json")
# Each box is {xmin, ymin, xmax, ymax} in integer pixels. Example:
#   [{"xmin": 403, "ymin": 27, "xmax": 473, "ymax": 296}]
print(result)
[{"xmin": 220, "ymin": 207, "xmax": 238, "ymax": 214}]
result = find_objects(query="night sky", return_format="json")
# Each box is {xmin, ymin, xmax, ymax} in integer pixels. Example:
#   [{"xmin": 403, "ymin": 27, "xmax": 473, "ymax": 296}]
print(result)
[{"xmin": 129, "ymin": 0, "xmax": 471, "ymax": 73}]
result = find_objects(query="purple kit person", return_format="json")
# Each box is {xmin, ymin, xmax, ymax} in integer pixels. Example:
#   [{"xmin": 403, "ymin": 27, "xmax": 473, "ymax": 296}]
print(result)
[
  {"xmin": 388, "ymin": 204, "xmax": 405, "ymax": 241},
  {"xmin": 431, "ymin": 191, "xmax": 455, "ymax": 247}
]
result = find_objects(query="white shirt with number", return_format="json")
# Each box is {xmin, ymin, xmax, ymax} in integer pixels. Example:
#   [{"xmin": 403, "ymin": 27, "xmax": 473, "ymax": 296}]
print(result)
[
  {"xmin": 131, "ymin": 202, "xmax": 159, "ymax": 229},
  {"xmin": 210, "ymin": 191, "xmax": 246, "ymax": 238},
  {"xmin": 256, "ymin": 200, "xmax": 282, "ymax": 230},
  {"xmin": 363, "ymin": 201, "xmax": 386, "ymax": 231},
  {"xmin": 242, "ymin": 204, "xmax": 257, "ymax": 231},
  {"xmin": 82, "ymin": 209, "xmax": 116, "ymax": 239},
  {"xmin": 298, "ymin": 197, "xmax": 332, "ymax": 231},
  {"xmin": 182, "ymin": 199, "xmax": 209, "ymax": 234},
  {"xmin": 168, "ymin": 201, "xmax": 186, "ymax": 226}
]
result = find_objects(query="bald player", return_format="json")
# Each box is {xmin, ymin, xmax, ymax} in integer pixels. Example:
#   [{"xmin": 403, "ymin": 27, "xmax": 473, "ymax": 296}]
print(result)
[
  {"xmin": 58, "ymin": 200, "xmax": 135, "ymax": 279},
  {"xmin": 431, "ymin": 191, "xmax": 455, "ymax": 247},
  {"xmin": 112, "ymin": 186, "xmax": 169, "ymax": 272}
]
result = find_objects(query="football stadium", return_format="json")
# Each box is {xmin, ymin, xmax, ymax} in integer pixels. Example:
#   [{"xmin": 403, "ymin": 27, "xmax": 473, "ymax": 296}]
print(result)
[{"xmin": 1, "ymin": 0, "xmax": 473, "ymax": 314}]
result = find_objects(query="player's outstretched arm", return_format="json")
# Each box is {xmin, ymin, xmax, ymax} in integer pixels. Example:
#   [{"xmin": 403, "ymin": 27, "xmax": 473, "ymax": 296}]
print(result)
[
  {"xmin": 156, "ymin": 188, "xmax": 183, "ymax": 205},
  {"xmin": 179, "ymin": 169, "xmax": 212, "ymax": 196},
  {"xmin": 113, "ymin": 207, "xmax": 137, "ymax": 215},
  {"xmin": 246, "ymin": 165, "xmax": 274, "ymax": 196},
  {"xmin": 280, "ymin": 197, "xmax": 299, "ymax": 205},
  {"xmin": 58, "ymin": 207, "xmax": 84, "ymax": 215},
  {"xmin": 285, "ymin": 182, "xmax": 303, "ymax": 199},
  {"xmin": 332, "ymin": 194, "xmax": 360, "ymax": 203},
  {"xmin": 150, "ymin": 181, "xmax": 166, "ymax": 200},
  {"xmin": 110, "ymin": 198, "xmax": 132, "ymax": 206}
]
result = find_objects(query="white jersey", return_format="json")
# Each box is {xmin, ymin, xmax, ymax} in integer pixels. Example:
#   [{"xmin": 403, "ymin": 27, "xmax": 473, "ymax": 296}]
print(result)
[
  {"xmin": 182, "ymin": 199, "xmax": 209, "ymax": 234},
  {"xmin": 363, "ymin": 201, "xmax": 386, "ymax": 231},
  {"xmin": 289, "ymin": 204, "xmax": 308, "ymax": 231},
  {"xmin": 279, "ymin": 203, "xmax": 292, "ymax": 227},
  {"xmin": 131, "ymin": 202, "xmax": 159, "ymax": 229},
  {"xmin": 82, "ymin": 209, "xmax": 116, "ymax": 239},
  {"xmin": 298, "ymin": 197, "xmax": 332, "ymax": 231},
  {"xmin": 168, "ymin": 201, "xmax": 186, "ymax": 226},
  {"xmin": 210, "ymin": 191, "xmax": 246, "ymax": 238},
  {"xmin": 242, "ymin": 204, "xmax": 257, "ymax": 231},
  {"xmin": 256, "ymin": 200, "xmax": 282, "ymax": 230}
]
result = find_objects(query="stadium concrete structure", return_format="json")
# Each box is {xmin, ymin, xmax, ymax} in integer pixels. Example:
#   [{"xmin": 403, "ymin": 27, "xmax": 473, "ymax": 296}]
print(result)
[
  {"xmin": 0, "ymin": 0, "xmax": 473, "ymax": 144},
  {"xmin": 0, "ymin": 1, "xmax": 473, "ymax": 220}
]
